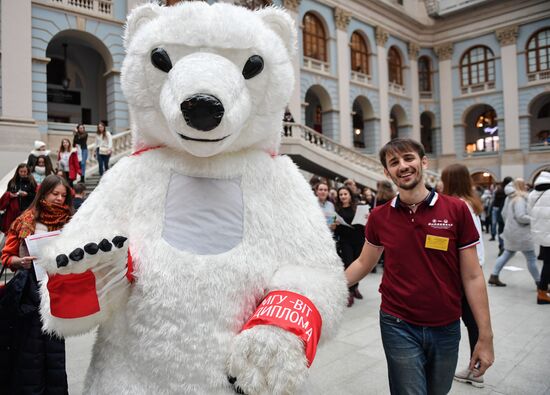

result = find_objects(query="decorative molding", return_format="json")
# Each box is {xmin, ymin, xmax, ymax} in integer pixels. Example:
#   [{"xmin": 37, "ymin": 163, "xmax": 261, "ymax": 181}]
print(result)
[
  {"xmin": 32, "ymin": 56, "xmax": 51, "ymax": 64},
  {"xmin": 76, "ymin": 16, "xmax": 86, "ymax": 31},
  {"xmin": 375, "ymin": 26, "xmax": 389, "ymax": 47},
  {"xmin": 334, "ymin": 7, "xmax": 351, "ymax": 31},
  {"xmin": 282, "ymin": 0, "xmax": 301, "ymax": 12},
  {"xmin": 496, "ymin": 25, "xmax": 519, "ymax": 46},
  {"xmin": 408, "ymin": 42, "xmax": 420, "ymax": 59},
  {"xmin": 434, "ymin": 43, "xmax": 453, "ymax": 60},
  {"xmin": 424, "ymin": 0, "xmax": 440, "ymax": 17}
]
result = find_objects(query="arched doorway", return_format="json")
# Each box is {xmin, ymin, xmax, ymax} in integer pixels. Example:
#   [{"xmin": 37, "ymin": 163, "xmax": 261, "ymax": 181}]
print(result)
[
  {"xmin": 529, "ymin": 93, "xmax": 550, "ymax": 146},
  {"xmin": 471, "ymin": 171, "xmax": 496, "ymax": 188},
  {"xmin": 420, "ymin": 111, "xmax": 435, "ymax": 154},
  {"xmin": 352, "ymin": 96, "xmax": 374, "ymax": 150},
  {"xmin": 464, "ymin": 104, "xmax": 499, "ymax": 153},
  {"xmin": 305, "ymin": 85, "xmax": 332, "ymax": 134},
  {"xmin": 46, "ymin": 31, "xmax": 111, "ymax": 126},
  {"xmin": 390, "ymin": 105, "xmax": 407, "ymax": 140}
]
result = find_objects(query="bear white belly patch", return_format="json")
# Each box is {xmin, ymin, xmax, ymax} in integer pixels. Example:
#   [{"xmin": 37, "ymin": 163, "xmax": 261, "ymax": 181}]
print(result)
[{"xmin": 162, "ymin": 172, "xmax": 243, "ymax": 255}]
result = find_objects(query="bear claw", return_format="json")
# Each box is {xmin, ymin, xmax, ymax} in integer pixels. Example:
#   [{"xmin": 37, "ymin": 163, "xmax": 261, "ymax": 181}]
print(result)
[
  {"xmin": 84, "ymin": 243, "xmax": 99, "ymax": 255},
  {"xmin": 56, "ymin": 254, "xmax": 69, "ymax": 268},
  {"xmin": 112, "ymin": 236, "xmax": 127, "ymax": 248},
  {"xmin": 98, "ymin": 239, "xmax": 112, "ymax": 252},
  {"xmin": 69, "ymin": 248, "xmax": 85, "ymax": 261},
  {"xmin": 227, "ymin": 377, "xmax": 246, "ymax": 395}
]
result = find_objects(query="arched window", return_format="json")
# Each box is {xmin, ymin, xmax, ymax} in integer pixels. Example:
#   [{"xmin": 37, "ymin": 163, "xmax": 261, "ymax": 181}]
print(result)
[
  {"xmin": 418, "ymin": 56, "xmax": 432, "ymax": 92},
  {"xmin": 350, "ymin": 32, "xmax": 369, "ymax": 75},
  {"xmin": 303, "ymin": 13, "xmax": 327, "ymax": 62},
  {"xmin": 526, "ymin": 28, "xmax": 550, "ymax": 74},
  {"xmin": 460, "ymin": 46, "xmax": 495, "ymax": 87},
  {"xmin": 388, "ymin": 47, "xmax": 403, "ymax": 86}
]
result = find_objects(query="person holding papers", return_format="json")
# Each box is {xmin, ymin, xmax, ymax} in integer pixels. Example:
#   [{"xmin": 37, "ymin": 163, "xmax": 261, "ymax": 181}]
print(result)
[
  {"xmin": 1, "ymin": 174, "xmax": 72, "ymax": 394},
  {"xmin": 334, "ymin": 186, "xmax": 366, "ymax": 307}
]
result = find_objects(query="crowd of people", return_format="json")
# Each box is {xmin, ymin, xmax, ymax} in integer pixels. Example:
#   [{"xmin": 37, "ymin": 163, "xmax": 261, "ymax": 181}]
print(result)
[{"xmin": 0, "ymin": 122, "xmax": 111, "ymax": 237}]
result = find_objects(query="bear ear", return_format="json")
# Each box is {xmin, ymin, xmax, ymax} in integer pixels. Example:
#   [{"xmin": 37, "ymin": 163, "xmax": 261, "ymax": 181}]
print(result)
[
  {"xmin": 124, "ymin": 3, "xmax": 161, "ymax": 49},
  {"xmin": 256, "ymin": 7, "xmax": 297, "ymax": 56}
]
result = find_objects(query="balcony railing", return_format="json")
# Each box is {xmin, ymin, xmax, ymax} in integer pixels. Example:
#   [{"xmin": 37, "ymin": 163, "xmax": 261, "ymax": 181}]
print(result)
[
  {"xmin": 351, "ymin": 71, "xmax": 372, "ymax": 85},
  {"xmin": 528, "ymin": 70, "xmax": 550, "ymax": 83},
  {"xmin": 461, "ymin": 81, "xmax": 495, "ymax": 95},
  {"xmin": 48, "ymin": 0, "xmax": 113, "ymax": 17},
  {"xmin": 303, "ymin": 57, "xmax": 330, "ymax": 74},
  {"xmin": 388, "ymin": 82, "xmax": 405, "ymax": 95},
  {"xmin": 420, "ymin": 91, "xmax": 433, "ymax": 100}
]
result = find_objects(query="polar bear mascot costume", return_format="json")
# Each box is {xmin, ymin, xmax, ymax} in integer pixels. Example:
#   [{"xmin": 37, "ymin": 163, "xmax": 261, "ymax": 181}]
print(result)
[{"xmin": 39, "ymin": 2, "xmax": 347, "ymax": 394}]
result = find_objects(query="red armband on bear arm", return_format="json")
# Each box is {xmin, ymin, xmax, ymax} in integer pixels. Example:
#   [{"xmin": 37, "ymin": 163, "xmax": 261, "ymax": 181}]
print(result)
[{"xmin": 241, "ymin": 290, "xmax": 322, "ymax": 367}]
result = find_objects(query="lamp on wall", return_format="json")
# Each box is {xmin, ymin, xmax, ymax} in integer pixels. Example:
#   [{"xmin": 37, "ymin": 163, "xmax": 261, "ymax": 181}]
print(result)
[{"xmin": 62, "ymin": 43, "xmax": 71, "ymax": 90}]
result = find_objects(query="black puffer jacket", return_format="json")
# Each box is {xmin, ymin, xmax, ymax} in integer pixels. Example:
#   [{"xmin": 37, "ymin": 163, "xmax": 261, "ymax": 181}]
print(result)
[{"xmin": 0, "ymin": 269, "xmax": 68, "ymax": 395}]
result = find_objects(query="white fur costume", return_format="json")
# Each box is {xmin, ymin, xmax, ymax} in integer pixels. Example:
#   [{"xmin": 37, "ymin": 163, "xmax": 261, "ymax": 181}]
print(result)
[{"xmin": 39, "ymin": 3, "xmax": 347, "ymax": 394}]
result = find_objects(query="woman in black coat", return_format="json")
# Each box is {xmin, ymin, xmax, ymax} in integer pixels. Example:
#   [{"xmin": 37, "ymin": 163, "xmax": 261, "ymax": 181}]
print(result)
[{"xmin": 334, "ymin": 186, "xmax": 365, "ymax": 307}]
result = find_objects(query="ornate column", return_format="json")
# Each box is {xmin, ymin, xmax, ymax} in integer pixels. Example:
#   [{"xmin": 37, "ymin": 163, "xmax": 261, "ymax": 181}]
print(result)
[
  {"xmin": 334, "ymin": 7, "xmax": 352, "ymax": 147},
  {"xmin": 408, "ymin": 42, "xmax": 421, "ymax": 142},
  {"xmin": 496, "ymin": 25, "xmax": 522, "ymax": 177},
  {"xmin": 376, "ymin": 26, "xmax": 390, "ymax": 147},
  {"xmin": 434, "ymin": 43, "xmax": 454, "ymax": 156},
  {"xmin": 283, "ymin": 0, "xmax": 302, "ymax": 124}
]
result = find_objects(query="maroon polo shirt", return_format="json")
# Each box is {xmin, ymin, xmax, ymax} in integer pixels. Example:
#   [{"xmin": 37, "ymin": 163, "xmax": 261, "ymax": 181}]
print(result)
[{"xmin": 365, "ymin": 190, "xmax": 479, "ymax": 326}]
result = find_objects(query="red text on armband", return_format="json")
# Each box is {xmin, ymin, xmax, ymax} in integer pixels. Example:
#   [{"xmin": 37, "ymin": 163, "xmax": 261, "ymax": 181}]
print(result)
[{"xmin": 241, "ymin": 290, "xmax": 322, "ymax": 366}]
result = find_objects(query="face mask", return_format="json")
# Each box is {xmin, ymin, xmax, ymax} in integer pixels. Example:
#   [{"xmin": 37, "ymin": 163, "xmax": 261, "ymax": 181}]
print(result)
[{"xmin": 35, "ymin": 166, "xmax": 46, "ymax": 175}]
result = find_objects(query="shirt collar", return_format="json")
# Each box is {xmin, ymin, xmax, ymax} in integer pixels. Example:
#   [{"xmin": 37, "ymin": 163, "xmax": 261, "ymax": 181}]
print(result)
[{"xmin": 392, "ymin": 189, "xmax": 438, "ymax": 209}]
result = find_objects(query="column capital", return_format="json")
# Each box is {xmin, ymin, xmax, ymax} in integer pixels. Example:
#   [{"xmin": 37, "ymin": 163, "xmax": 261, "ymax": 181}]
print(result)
[
  {"xmin": 334, "ymin": 7, "xmax": 352, "ymax": 31},
  {"xmin": 408, "ymin": 42, "xmax": 420, "ymax": 59},
  {"xmin": 496, "ymin": 25, "xmax": 519, "ymax": 46},
  {"xmin": 375, "ymin": 26, "xmax": 389, "ymax": 47},
  {"xmin": 282, "ymin": 0, "xmax": 301, "ymax": 13},
  {"xmin": 434, "ymin": 43, "xmax": 453, "ymax": 61}
]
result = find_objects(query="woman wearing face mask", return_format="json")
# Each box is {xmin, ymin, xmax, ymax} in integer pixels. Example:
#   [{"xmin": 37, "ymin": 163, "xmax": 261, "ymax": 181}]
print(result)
[
  {"xmin": 0, "ymin": 164, "xmax": 37, "ymax": 234},
  {"xmin": 0, "ymin": 174, "xmax": 72, "ymax": 394},
  {"xmin": 334, "ymin": 186, "xmax": 366, "ymax": 307},
  {"xmin": 31, "ymin": 155, "xmax": 54, "ymax": 185}
]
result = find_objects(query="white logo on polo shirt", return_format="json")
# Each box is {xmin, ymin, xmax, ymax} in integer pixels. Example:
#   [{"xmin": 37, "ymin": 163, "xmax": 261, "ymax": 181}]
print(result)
[{"xmin": 428, "ymin": 219, "xmax": 454, "ymax": 229}]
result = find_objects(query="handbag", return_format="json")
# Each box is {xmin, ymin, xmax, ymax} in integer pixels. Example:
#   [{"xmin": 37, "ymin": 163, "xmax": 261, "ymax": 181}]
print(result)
[{"xmin": 99, "ymin": 146, "xmax": 111, "ymax": 155}]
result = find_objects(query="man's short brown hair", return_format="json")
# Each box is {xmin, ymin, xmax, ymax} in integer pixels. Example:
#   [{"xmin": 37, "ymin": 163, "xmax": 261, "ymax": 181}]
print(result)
[{"xmin": 379, "ymin": 138, "xmax": 426, "ymax": 169}]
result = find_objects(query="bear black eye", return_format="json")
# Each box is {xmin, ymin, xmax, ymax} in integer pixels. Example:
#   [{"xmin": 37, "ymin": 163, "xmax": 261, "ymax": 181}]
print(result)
[
  {"xmin": 151, "ymin": 48, "xmax": 172, "ymax": 73},
  {"xmin": 242, "ymin": 55, "xmax": 264, "ymax": 80}
]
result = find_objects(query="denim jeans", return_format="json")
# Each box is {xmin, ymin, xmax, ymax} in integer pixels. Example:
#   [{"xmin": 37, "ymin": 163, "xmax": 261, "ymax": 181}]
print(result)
[
  {"xmin": 380, "ymin": 310, "xmax": 460, "ymax": 395},
  {"xmin": 80, "ymin": 148, "xmax": 88, "ymax": 179},
  {"xmin": 98, "ymin": 153, "xmax": 110, "ymax": 176},
  {"xmin": 492, "ymin": 249, "xmax": 540, "ymax": 283}
]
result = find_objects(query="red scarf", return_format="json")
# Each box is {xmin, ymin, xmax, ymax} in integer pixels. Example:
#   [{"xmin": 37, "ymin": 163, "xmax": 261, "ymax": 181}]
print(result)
[{"xmin": 10, "ymin": 200, "xmax": 71, "ymax": 239}]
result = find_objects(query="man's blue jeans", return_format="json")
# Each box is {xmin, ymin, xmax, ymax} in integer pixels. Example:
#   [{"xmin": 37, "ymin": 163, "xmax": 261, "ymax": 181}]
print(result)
[{"xmin": 380, "ymin": 310, "xmax": 461, "ymax": 395}]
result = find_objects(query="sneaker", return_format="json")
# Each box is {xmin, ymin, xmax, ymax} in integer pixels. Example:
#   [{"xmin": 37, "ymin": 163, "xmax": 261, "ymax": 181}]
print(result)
[{"xmin": 454, "ymin": 368, "xmax": 484, "ymax": 388}]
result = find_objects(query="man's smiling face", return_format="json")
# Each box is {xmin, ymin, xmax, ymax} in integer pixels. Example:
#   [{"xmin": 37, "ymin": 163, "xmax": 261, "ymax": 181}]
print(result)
[{"xmin": 384, "ymin": 150, "xmax": 427, "ymax": 191}]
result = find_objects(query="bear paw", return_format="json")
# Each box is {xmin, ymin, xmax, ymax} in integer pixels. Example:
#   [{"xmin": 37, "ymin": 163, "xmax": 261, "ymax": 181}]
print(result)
[
  {"xmin": 227, "ymin": 325, "xmax": 308, "ymax": 395},
  {"xmin": 42, "ymin": 236, "xmax": 129, "ymax": 275}
]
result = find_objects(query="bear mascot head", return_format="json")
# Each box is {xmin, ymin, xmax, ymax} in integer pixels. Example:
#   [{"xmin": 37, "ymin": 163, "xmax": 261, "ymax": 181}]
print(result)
[{"xmin": 121, "ymin": 2, "xmax": 296, "ymax": 158}]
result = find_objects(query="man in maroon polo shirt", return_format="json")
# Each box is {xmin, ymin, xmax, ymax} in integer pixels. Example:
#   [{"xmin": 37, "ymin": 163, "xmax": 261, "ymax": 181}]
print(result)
[{"xmin": 345, "ymin": 138, "xmax": 494, "ymax": 395}]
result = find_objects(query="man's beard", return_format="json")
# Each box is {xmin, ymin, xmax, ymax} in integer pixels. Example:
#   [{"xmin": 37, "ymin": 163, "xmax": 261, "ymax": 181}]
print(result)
[{"xmin": 392, "ymin": 169, "xmax": 423, "ymax": 191}]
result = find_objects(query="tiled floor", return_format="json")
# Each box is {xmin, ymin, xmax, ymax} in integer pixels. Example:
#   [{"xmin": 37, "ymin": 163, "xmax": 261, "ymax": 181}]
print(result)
[{"xmin": 66, "ymin": 233, "xmax": 550, "ymax": 394}]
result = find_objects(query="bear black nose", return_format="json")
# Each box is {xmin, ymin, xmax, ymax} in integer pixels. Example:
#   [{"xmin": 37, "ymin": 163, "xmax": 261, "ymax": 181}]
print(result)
[{"xmin": 180, "ymin": 94, "xmax": 225, "ymax": 132}]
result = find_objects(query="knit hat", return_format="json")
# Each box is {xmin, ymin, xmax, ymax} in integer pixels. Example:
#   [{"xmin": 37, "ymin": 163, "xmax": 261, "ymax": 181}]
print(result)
[{"xmin": 34, "ymin": 140, "xmax": 46, "ymax": 150}]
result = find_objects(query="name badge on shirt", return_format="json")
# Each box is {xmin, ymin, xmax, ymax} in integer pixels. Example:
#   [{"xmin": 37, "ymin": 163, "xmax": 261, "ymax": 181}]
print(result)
[{"xmin": 425, "ymin": 235, "xmax": 449, "ymax": 251}]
